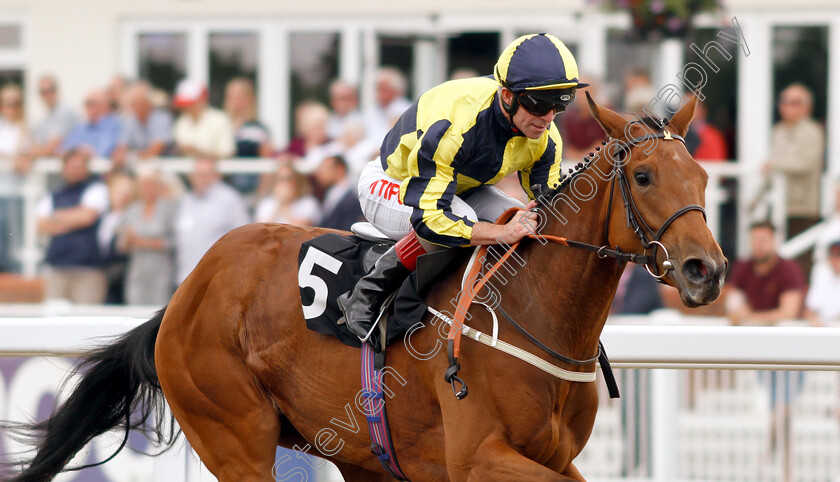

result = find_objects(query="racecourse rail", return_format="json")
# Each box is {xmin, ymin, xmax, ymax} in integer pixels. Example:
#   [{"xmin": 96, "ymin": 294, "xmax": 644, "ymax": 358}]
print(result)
[
  {"xmin": 7, "ymin": 156, "xmax": 834, "ymax": 279},
  {"xmin": 1, "ymin": 306, "xmax": 839, "ymax": 481}
]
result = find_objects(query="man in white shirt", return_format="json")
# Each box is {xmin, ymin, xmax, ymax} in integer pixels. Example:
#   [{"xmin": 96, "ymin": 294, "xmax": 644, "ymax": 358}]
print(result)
[
  {"xmin": 365, "ymin": 67, "xmax": 413, "ymax": 145},
  {"xmin": 36, "ymin": 149, "xmax": 110, "ymax": 303},
  {"xmin": 326, "ymin": 79, "xmax": 363, "ymax": 140},
  {"xmin": 173, "ymin": 79, "xmax": 235, "ymax": 159},
  {"xmin": 814, "ymin": 181, "xmax": 840, "ymax": 265},
  {"xmin": 805, "ymin": 240, "xmax": 840, "ymax": 325},
  {"xmin": 29, "ymin": 75, "xmax": 79, "ymax": 158},
  {"xmin": 175, "ymin": 159, "xmax": 249, "ymax": 284}
]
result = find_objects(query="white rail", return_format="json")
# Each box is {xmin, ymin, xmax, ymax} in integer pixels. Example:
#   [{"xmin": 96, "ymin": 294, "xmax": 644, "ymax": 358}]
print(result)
[
  {"xmin": 0, "ymin": 311, "xmax": 838, "ymax": 481},
  {"xmin": 2, "ymin": 313, "xmax": 839, "ymax": 369},
  {"xmin": 2, "ymin": 158, "xmax": 792, "ymax": 278}
]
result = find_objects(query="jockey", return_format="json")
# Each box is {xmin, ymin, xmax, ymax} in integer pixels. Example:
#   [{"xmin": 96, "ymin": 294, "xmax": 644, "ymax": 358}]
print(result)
[{"xmin": 339, "ymin": 33, "xmax": 588, "ymax": 341}]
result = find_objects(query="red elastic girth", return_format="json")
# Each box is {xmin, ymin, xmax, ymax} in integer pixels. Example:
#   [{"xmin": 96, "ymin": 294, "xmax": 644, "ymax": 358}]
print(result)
[{"xmin": 394, "ymin": 231, "xmax": 426, "ymax": 272}]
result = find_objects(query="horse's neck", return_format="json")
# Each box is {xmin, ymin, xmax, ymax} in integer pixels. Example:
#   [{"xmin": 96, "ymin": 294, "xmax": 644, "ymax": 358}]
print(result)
[{"xmin": 510, "ymin": 164, "xmax": 625, "ymax": 361}]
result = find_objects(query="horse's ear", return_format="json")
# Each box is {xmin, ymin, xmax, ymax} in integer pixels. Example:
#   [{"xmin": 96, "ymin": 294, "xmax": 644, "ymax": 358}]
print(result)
[
  {"xmin": 668, "ymin": 95, "xmax": 698, "ymax": 137},
  {"xmin": 585, "ymin": 91, "xmax": 627, "ymax": 139}
]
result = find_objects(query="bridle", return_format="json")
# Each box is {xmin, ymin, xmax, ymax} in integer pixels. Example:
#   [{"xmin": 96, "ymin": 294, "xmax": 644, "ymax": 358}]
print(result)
[
  {"xmin": 601, "ymin": 127, "xmax": 707, "ymax": 280},
  {"xmin": 534, "ymin": 126, "xmax": 707, "ymax": 281}
]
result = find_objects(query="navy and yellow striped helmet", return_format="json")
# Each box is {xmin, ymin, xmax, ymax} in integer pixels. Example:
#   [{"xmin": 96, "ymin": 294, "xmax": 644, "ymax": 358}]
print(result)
[{"xmin": 494, "ymin": 33, "xmax": 588, "ymax": 94}]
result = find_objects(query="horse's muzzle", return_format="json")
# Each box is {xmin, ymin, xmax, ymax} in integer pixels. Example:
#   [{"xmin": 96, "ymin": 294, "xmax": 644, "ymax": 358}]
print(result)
[{"xmin": 675, "ymin": 256, "xmax": 728, "ymax": 307}]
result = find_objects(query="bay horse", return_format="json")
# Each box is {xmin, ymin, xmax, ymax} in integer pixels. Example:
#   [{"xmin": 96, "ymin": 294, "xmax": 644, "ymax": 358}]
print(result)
[{"xmin": 4, "ymin": 94, "xmax": 726, "ymax": 481}]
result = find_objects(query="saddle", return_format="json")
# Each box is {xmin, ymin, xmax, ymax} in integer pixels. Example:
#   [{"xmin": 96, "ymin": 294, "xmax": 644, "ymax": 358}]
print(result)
[{"xmin": 297, "ymin": 223, "xmax": 467, "ymax": 348}]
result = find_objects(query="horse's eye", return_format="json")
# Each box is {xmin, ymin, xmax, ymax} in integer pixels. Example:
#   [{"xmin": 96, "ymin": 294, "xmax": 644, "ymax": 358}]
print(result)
[{"xmin": 634, "ymin": 171, "xmax": 651, "ymax": 186}]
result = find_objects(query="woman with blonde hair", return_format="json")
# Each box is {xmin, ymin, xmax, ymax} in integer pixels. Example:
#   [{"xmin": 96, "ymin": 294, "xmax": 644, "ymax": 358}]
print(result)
[
  {"xmin": 254, "ymin": 163, "xmax": 320, "ymax": 226},
  {"xmin": 0, "ymin": 83, "xmax": 30, "ymax": 271},
  {"xmin": 117, "ymin": 165, "xmax": 177, "ymax": 305}
]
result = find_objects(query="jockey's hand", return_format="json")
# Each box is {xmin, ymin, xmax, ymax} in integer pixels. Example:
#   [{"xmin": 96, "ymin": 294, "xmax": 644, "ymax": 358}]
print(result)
[{"xmin": 470, "ymin": 201, "xmax": 539, "ymax": 246}]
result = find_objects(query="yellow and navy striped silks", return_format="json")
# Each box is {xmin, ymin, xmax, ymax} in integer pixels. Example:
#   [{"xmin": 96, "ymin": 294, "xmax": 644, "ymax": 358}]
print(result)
[
  {"xmin": 379, "ymin": 77, "xmax": 563, "ymax": 248},
  {"xmin": 494, "ymin": 33, "xmax": 587, "ymax": 91}
]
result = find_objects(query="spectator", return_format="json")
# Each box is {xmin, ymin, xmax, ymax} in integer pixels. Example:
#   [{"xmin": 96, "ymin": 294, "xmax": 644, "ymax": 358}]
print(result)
[
  {"xmin": 804, "ymin": 239, "xmax": 840, "ymax": 326},
  {"xmin": 688, "ymin": 99, "xmax": 728, "ymax": 161},
  {"xmin": 254, "ymin": 164, "xmax": 320, "ymax": 226},
  {"xmin": 111, "ymin": 80, "xmax": 174, "ymax": 170},
  {"xmin": 326, "ymin": 79, "xmax": 362, "ymax": 140},
  {"xmin": 366, "ymin": 67, "xmax": 412, "ymax": 144},
  {"xmin": 726, "ymin": 221, "xmax": 806, "ymax": 325},
  {"xmin": 0, "ymin": 84, "xmax": 30, "ymax": 158},
  {"xmin": 174, "ymin": 158, "xmax": 249, "ymax": 284},
  {"xmin": 814, "ymin": 180, "xmax": 840, "ymax": 265},
  {"xmin": 336, "ymin": 120, "xmax": 379, "ymax": 177},
  {"xmin": 106, "ymin": 74, "xmax": 128, "ymax": 114},
  {"xmin": 0, "ymin": 84, "xmax": 30, "ymax": 272},
  {"xmin": 36, "ymin": 149, "xmax": 110, "ymax": 303},
  {"xmin": 118, "ymin": 166, "xmax": 177, "ymax": 305},
  {"xmin": 286, "ymin": 101, "xmax": 333, "ymax": 190},
  {"xmin": 285, "ymin": 100, "xmax": 331, "ymax": 158},
  {"xmin": 98, "ymin": 172, "xmax": 136, "ymax": 304},
  {"xmin": 173, "ymin": 79, "xmax": 235, "ymax": 159},
  {"xmin": 312, "ymin": 154, "xmax": 363, "ymax": 231},
  {"xmin": 611, "ymin": 264, "xmax": 664, "ymax": 315},
  {"xmin": 767, "ymin": 83, "xmax": 825, "ymax": 238},
  {"xmin": 725, "ymin": 220, "xmax": 806, "ymax": 480},
  {"xmin": 29, "ymin": 75, "xmax": 78, "ymax": 159},
  {"xmin": 61, "ymin": 89, "xmax": 122, "ymax": 158},
  {"xmin": 224, "ymin": 77, "xmax": 272, "ymax": 194},
  {"xmin": 622, "ymin": 67, "xmax": 655, "ymax": 113},
  {"xmin": 558, "ymin": 80, "xmax": 607, "ymax": 161}
]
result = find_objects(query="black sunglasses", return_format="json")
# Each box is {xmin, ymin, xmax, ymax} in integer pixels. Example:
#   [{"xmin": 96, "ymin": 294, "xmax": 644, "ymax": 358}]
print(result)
[{"xmin": 516, "ymin": 91, "xmax": 574, "ymax": 116}]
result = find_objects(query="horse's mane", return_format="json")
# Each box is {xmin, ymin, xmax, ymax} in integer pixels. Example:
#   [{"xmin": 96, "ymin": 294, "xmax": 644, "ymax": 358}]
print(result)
[{"xmin": 536, "ymin": 114, "xmax": 667, "ymax": 205}]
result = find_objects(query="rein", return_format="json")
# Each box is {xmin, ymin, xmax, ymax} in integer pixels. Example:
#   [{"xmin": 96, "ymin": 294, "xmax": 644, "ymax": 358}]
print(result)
[{"xmin": 441, "ymin": 126, "xmax": 705, "ymax": 399}]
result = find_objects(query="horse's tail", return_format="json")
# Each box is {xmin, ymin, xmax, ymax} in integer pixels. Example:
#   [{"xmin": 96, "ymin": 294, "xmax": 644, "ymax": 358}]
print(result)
[{"xmin": 2, "ymin": 306, "xmax": 179, "ymax": 482}]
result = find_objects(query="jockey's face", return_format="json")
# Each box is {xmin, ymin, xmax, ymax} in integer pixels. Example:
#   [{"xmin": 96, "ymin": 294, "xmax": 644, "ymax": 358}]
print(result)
[{"xmin": 501, "ymin": 88, "xmax": 558, "ymax": 139}]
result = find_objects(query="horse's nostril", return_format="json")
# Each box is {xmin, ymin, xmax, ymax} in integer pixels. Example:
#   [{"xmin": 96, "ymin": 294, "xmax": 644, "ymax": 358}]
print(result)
[{"xmin": 683, "ymin": 258, "xmax": 711, "ymax": 282}]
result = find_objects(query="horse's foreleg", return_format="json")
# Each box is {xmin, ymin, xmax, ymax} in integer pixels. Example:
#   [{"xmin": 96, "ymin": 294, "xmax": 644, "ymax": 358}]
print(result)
[{"xmin": 453, "ymin": 437, "xmax": 578, "ymax": 481}]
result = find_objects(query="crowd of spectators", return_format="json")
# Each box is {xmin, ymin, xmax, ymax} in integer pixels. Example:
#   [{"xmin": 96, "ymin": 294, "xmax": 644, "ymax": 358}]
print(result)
[
  {"xmin": 0, "ymin": 66, "xmax": 838, "ymax": 314},
  {"xmin": 0, "ymin": 70, "xmax": 406, "ymax": 304}
]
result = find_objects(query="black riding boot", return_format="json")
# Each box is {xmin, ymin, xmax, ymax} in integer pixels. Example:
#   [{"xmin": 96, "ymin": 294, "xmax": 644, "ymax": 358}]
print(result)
[{"xmin": 338, "ymin": 246, "xmax": 410, "ymax": 340}]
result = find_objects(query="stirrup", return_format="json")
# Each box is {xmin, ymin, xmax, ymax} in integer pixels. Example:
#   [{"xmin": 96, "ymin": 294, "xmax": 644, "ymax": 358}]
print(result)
[{"xmin": 358, "ymin": 291, "xmax": 398, "ymax": 344}]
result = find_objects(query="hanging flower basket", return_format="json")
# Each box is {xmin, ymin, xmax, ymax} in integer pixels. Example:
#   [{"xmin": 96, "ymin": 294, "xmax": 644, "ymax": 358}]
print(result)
[{"xmin": 593, "ymin": 0, "xmax": 722, "ymax": 42}]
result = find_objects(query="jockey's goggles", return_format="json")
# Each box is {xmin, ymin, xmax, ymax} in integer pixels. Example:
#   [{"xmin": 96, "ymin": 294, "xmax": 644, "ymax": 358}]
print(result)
[{"xmin": 515, "ymin": 89, "xmax": 575, "ymax": 116}]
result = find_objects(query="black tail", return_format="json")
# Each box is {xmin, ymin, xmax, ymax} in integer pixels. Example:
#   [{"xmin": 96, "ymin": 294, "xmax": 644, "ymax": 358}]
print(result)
[{"xmin": 1, "ymin": 307, "xmax": 179, "ymax": 482}]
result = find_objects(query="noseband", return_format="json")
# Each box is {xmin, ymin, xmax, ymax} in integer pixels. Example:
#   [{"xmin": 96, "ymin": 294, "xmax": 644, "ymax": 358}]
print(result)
[{"xmin": 602, "ymin": 127, "xmax": 706, "ymax": 280}]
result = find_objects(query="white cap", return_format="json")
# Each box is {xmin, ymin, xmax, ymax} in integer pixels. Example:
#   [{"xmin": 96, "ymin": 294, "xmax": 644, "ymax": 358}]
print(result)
[{"xmin": 172, "ymin": 79, "xmax": 207, "ymax": 107}]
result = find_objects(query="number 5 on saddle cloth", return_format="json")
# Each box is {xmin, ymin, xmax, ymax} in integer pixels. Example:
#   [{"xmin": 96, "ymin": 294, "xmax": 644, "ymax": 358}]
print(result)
[{"xmin": 298, "ymin": 232, "xmax": 463, "ymax": 349}]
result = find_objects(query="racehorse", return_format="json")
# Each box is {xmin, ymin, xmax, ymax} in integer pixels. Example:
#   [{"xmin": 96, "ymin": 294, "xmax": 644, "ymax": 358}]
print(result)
[{"xmin": 4, "ymin": 94, "xmax": 726, "ymax": 481}]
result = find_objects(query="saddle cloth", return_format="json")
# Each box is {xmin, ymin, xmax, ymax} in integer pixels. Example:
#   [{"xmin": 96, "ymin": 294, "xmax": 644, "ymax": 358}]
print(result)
[{"xmin": 297, "ymin": 233, "xmax": 466, "ymax": 348}]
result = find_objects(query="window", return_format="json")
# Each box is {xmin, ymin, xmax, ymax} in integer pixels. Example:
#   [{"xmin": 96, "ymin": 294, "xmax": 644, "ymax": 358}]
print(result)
[
  {"xmin": 0, "ymin": 24, "xmax": 22, "ymax": 50},
  {"xmin": 208, "ymin": 32, "xmax": 258, "ymax": 108},
  {"xmin": 138, "ymin": 33, "xmax": 187, "ymax": 96},
  {"xmin": 447, "ymin": 32, "xmax": 499, "ymax": 79},
  {"xmin": 772, "ymin": 26, "xmax": 828, "ymax": 124},
  {"xmin": 289, "ymin": 32, "xmax": 339, "ymax": 139},
  {"xmin": 605, "ymin": 29, "xmax": 657, "ymax": 110},
  {"xmin": 378, "ymin": 36, "xmax": 414, "ymax": 98},
  {"xmin": 684, "ymin": 27, "xmax": 738, "ymax": 159}
]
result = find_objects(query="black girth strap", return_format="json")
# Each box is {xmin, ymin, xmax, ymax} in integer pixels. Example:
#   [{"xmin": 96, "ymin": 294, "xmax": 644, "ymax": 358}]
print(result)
[
  {"xmin": 496, "ymin": 305, "xmax": 620, "ymax": 399},
  {"xmin": 496, "ymin": 305, "xmax": 600, "ymax": 366}
]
